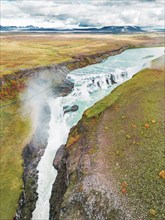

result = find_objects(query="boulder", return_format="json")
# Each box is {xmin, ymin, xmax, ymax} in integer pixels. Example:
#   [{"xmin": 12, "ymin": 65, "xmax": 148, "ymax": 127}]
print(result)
[
  {"xmin": 63, "ymin": 105, "xmax": 79, "ymax": 114},
  {"xmin": 110, "ymin": 74, "xmax": 117, "ymax": 84},
  {"xmin": 53, "ymin": 145, "xmax": 65, "ymax": 170}
]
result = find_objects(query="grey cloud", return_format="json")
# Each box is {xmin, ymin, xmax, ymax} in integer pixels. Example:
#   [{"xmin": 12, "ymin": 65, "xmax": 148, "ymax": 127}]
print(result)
[
  {"xmin": 55, "ymin": 14, "xmax": 71, "ymax": 21},
  {"xmin": 1, "ymin": 0, "xmax": 164, "ymax": 27}
]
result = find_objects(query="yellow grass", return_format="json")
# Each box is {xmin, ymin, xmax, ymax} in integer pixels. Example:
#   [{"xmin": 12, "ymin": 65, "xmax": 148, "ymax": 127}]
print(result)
[{"xmin": 0, "ymin": 33, "xmax": 164, "ymax": 76}]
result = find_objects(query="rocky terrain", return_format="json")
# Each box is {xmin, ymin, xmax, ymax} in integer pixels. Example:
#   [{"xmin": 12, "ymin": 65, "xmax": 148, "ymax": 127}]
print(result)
[{"xmin": 50, "ymin": 56, "xmax": 165, "ymax": 220}]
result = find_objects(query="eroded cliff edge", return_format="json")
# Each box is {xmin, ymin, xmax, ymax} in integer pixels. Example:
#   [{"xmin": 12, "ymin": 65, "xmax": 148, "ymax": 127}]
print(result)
[
  {"xmin": 0, "ymin": 46, "xmax": 128, "ymax": 91},
  {"xmin": 50, "ymin": 56, "xmax": 165, "ymax": 220},
  {"xmin": 11, "ymin": 46, "xmax": 128, "ymax": 219}
]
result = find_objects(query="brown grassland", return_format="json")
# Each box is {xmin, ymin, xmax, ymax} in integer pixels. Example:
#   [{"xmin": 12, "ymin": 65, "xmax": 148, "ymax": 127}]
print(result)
[{"xmin": 0, "ymin": 33, "xmax": 164, "ymax": 76}]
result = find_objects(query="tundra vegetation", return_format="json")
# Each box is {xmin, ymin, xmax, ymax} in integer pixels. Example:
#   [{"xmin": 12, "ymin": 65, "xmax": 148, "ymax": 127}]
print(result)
[{"xmin": 0, "ymin": 33, "xmax": 164, "ymax": 219}]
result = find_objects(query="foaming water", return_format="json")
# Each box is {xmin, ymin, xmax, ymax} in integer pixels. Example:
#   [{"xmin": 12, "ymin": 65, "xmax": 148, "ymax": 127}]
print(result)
[
  {"xmin": 32, "ymin": 98, "xmax": 69, "ymax": 219},
  {"xmin": 32, "ymin": 47, "xmax": 164, "ymax": 219}
]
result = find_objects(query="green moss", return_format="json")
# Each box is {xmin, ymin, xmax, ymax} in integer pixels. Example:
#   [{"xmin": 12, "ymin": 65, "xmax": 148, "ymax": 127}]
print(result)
[{"xmin": 88, "ymin": 147, "xmax": 98, "ymax": 155}]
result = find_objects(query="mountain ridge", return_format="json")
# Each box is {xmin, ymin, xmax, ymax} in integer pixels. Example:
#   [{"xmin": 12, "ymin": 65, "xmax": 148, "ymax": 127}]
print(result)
[{"xmin": 0, "ymin": 25, "xmax": 146, "ymax": 33}]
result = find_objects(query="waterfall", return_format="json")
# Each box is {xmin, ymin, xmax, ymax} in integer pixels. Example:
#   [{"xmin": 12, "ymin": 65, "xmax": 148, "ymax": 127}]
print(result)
[
  {"xmin": 32, "ymin": 47, "xmax": 164, "ymax": 219},
  {"xmin": 32, "ymin": 97, "xmax": 69, "ymax": 219}
]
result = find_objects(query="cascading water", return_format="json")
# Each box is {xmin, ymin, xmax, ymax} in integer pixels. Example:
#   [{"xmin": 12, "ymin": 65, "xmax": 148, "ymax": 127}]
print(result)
[
  {"xmin": 32, "ymin": 98, "xmax": 69, "ymax": 219},
  {"xmin": 32, "ymin": 47, "xmax": 164, "ymax": 219}
]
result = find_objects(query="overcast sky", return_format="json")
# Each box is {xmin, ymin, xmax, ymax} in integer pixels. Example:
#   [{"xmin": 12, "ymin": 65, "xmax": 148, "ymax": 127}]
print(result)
[{"xmin": 1, "ymin": 0, "xmax": 164, "ymax": 28}]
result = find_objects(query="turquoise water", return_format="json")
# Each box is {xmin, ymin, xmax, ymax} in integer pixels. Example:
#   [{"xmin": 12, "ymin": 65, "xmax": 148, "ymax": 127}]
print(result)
[
  {"xmin": 65, "ymin": 47, "xmax": 164, "ymax": 125},
  {"xmin": 69, "ymin": 47, "xmax": 164, "ymax": 75},
  {"xmin": 32, "ymin": 47, "xmax": 164, "ymax": 220}
]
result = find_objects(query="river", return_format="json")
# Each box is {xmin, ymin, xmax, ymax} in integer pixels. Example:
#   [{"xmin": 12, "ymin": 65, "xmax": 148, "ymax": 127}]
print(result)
[{"xmin": 32, "ymin": 47, "xmax": 164, "ymax": 219}]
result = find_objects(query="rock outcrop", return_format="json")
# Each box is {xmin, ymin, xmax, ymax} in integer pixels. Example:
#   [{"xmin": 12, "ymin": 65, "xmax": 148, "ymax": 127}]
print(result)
[
  {"xmin": 53, "ymin": 145, "xmax": 65, "ymax": 170},
  {"xmin": 63, "ymin": 105, "xmax": 79, "ymax": 114}
]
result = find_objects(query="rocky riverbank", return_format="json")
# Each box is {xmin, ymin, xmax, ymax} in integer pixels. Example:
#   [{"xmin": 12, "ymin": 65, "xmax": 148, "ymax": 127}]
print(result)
[
  {"xmin": 0, "ymin": 46, "xmax": 128, "ymax": 88},
  {"xmin": 50, "ymin": 56, "xmax": 165, "ymax": 220},
  {"xmin": 11, "ymin": 45, "xmax": 129, "ymax": 219},
  {"xmin": 14, "ymin": 79, "xmax": 74, "ymax": 220}
]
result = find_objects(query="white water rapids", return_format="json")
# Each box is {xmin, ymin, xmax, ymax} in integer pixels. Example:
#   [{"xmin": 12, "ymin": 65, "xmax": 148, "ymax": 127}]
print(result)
[{"xmin": 32, "ymin": 47, "xmax": 164, "ymax": 220}]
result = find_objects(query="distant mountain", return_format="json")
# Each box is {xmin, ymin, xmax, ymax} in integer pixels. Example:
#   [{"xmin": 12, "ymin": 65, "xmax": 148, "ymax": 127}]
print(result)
[
  {"xmin": 141, "ymin": 26, "xmax": 165, "ymax": 32},
  {"xmin": 0, "ymin": 25, "xmax": 164, "ymax": 33}
]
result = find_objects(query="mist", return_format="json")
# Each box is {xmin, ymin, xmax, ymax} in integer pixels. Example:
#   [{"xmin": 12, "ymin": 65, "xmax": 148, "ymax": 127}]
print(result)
[{"xmin": 20, "ymin": 65, "xmax": 72, "ymax": 144}]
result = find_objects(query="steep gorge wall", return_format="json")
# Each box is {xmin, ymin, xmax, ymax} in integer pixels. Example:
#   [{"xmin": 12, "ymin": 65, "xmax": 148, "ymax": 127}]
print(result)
[
  {"xmin": 12, "ymin": 45, "xmax": 128, "ymax": 219},
  {"xmin": 0, "ymin": 46, "xmax": 128, "ymax": 90}
]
